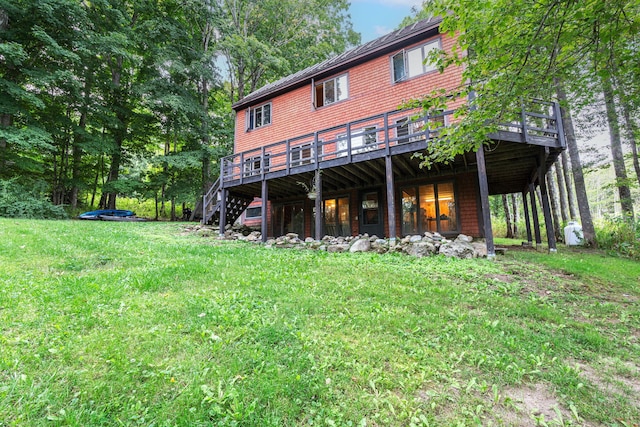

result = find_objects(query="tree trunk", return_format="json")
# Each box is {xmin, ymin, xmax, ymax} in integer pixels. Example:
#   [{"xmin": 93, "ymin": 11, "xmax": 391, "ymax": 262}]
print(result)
[
  {"xmin": 546, "ymin": 167, "xmax": 562, "ymax": 241},
  {"xmin": 560, "ymin": 151, "xmax": 578, "ymax": 220},
  {"xmin": 619, "ymin": 94, "xmax": 640, "ymax": 189},
  {"xmin": 554, "ymin": 158, "xmax": 569, "ymax": 223},
  {"xmin": 0, "ymin": 10, "xmax": 7, "ymax": 149},
  {"xmin": 555, "ymin": 80, "xmax": 596, "ymax": 246},
  {"xmin": 502, "ymin": 194, "xmax": 513, "ymax": 238},
  {"xmin": 71, "ymin": 72, "xmax": 93, "ymax": 208},
  {"xmin": 510, "ymin": 193, "xmax": 518, "ymax": 237},
  {"xmin": 602, "ymin": 75, "xmax": 634, "ymax": 218}
]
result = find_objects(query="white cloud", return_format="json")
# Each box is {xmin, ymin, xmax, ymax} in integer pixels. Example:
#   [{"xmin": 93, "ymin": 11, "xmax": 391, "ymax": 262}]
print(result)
[
  {"xmin": 378, "ymin": 0, "xmax": 424, "ymax": 7},
  {"xmin": 374, "ymin": 25, "xmax": 393, "ymax": 36},
  {"xmin": 352, "ymin": 0, "xmax": 423, "ymax": 6}
]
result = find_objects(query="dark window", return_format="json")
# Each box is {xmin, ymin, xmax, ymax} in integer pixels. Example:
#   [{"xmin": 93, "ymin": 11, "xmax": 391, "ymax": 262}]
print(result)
[
  {"xmin": 245, "ymin": 207, "xmax": 262, "ymax": 218},
  {"xmin": 247, "ymin": 103, "xmax": 272, "ymax": 130},
  {"xmin": 392, "ymin": 39, "xmax": 440, "ymax": 83},
  {"xmin": 314, "ymin": 74, "xmax": 348, "ymax": 108},
  {"xmin": 396, "ymin": 118, "xmax": 426, "ymax": 143}
]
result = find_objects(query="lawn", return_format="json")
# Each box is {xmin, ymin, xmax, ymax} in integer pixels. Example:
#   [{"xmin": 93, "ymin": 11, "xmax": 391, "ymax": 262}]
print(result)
[{"xmin": 0, "ymin": 219, "xmax": 638, "ymax": 426}]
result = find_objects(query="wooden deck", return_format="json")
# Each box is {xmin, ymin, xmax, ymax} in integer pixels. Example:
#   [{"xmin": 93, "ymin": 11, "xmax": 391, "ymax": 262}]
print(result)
[{"xmin": 219, "ymin": 100, "xmax": 565, "ymax": 200}]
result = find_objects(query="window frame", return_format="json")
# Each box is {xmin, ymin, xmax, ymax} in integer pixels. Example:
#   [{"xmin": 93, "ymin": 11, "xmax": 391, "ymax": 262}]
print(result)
[
  {"xmin": 400, "ymin": 181, "xmax": 459, "ymax": 236},
  {"xmin": 290, "ymin": 142, "xmax": 323, "ymax": 166},
  {"xmin": 243, "ymin": 154, "xmax": 270, "ymax": 177},
  {"xmin": 314, "ymin": 73, "xmax": 349, "ymax": 108},
  {"xmin": 391, "ymin": 38, "xmax": 441, "ymax": 83},
  {"xmin": 244, "ymin": 206, "xmax": 262, "ymax": 219},
  {"xmin": 395, "ymin": 118, "xmax": 426, "ymax": 143},
  {"xmin": 246, "ymin": 102, "xmax": 272, "ymax": 131}
]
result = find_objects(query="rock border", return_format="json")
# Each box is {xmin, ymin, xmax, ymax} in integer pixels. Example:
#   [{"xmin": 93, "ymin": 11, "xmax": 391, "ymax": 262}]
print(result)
[{"xmin": 185, "ymin": 224, "xmax": 488, "ymax": 259}]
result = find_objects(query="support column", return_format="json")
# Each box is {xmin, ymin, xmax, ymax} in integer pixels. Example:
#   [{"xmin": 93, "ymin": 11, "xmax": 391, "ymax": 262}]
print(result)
[
  {"xmin": 538, "ymin": 158, "xmax": 557, "ymax": 252},
  {"xmin": 475, "ymin": 144, "xmax": 495, "ymax": 258},
  {"xmin": 261, "ymin": 179, "xmax": 268, "ymax": 243},
  {"xmin": 314, "ymin": 170, "xmax": 323, "ymax": 240},
  {"xmin": 522, "ymin": 190, "xmax": 533, "ymax": 244},
  {"xmin": 219, "ymin": 187, "xmax": 227, "ymax": 237},
  {"xmin": 529, "ymin": 183, "xmax": 542, "ymax": 245},
  {"xmin": 385, "ymin": 155, "xmax": 397, "ymax": 244}
]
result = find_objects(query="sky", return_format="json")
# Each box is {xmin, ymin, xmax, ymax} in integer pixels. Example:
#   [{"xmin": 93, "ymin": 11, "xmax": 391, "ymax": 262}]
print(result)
[{"xmin": 348, "ymin": 0, "xmax": 424, "ymax": 43}]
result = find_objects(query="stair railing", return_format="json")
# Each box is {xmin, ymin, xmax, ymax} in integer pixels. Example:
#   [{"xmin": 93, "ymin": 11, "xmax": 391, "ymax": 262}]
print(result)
[{"xmin": 202, "ymin": 177, "xmax": 221, "ymax": 224}]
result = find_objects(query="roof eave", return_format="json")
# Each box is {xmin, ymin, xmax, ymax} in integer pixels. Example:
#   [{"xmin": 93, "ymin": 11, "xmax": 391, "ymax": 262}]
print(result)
[{"xmin": 232, "ymin": 18, "xmax": 443, "ymax": 111}]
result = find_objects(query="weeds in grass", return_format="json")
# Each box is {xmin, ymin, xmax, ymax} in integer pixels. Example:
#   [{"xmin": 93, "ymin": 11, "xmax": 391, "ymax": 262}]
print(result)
[{"xmin": 0, "ymin": 219, "xmax": 638, "ymax": 426}]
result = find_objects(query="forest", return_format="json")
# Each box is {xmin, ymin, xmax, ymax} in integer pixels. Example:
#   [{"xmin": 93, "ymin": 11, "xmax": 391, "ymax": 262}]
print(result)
[
  {"xmin": 0, "ymin": 0, "xmax": 358, "ymax": 219},
  {"xmin": 1, "ymin": 0, "xmax": 639, "ymax": 254}
]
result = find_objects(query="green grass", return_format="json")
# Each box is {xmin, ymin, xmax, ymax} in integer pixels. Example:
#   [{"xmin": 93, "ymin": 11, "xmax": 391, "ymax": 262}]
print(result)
[{"xmin": 1, "ymin": 219, "xmax": 638, "ymax": 426}]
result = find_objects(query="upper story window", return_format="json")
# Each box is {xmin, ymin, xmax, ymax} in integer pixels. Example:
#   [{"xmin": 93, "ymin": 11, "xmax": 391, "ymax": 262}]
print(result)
[
  {"xmin": 314, "ymin": 74, "xmax": 348, "ymax": 108},
  {"xmin": 246, "ymin": 102, "xmax": 271, "ymax": 130},
  {"xmin": 392, "ymin": 39, "xmax": 440, "ymax": 83}
]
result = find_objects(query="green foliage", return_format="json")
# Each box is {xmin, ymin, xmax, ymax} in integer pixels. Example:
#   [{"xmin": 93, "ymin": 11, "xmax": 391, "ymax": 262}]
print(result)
[
  {"xmin": 0, "ymin": 179, "xmax": 67, "ymax": 219},
  {"xmin": 408, "ymin": 0, "xmax": 640, "ymax": 169},
  {"xmin": 0, "ymin": 220, "xmax": 639, "ymax": 425},
  {"xmin": 595, "ymin": 216, "xmax": 640, "ymax": 260},
  {"xmin": 1, "ymin": 0, "xmax": 357, "ymax": 213}
]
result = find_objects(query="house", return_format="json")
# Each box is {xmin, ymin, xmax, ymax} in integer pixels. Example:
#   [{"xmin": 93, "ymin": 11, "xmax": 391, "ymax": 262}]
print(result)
[{"xmin": 201, "ymin": 18, "xmax": 565, "ymax": 257}]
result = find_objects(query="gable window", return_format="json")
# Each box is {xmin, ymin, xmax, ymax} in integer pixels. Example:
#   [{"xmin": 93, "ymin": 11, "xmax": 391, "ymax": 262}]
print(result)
[
  {"xmin": 243, "ymin": 154, "xmax": 270, "ymax": 177},
  {"xmin": 392, "ymin": 39, "xmax": 440, "ymax": 82},
  {"xmin": 246, "ymin": 102, "xmax": 271, "ymax": 130},
  {"xmin": 314, "ymin": 74, "xmax": 348, "ymax": 108}
]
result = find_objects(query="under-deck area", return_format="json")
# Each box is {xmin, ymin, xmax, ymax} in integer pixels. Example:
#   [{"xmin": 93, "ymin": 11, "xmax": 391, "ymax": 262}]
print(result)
[{"xmin": 203, "ymin": 100, "xmax": 566, "ymax": 256}]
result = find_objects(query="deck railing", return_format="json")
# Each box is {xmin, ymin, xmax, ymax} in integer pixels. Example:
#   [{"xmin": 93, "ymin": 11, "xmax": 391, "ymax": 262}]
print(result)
[{"xmin": 221, "ymin": 100, "xmax": 564, "ymax": 185}]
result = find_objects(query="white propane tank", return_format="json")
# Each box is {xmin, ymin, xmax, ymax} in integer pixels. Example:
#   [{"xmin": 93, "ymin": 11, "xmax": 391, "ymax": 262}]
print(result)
[{"xmin": 564, "ymin": 221, "xmax": 584, "ymax": 246}]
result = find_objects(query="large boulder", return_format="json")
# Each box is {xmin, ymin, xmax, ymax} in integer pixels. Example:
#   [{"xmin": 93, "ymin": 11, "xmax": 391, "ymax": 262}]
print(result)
[
  {"xmin": 439, "ymin": 238, "xmax": 475, "ymax": 259},
  {"xmin": 349, "ymin": 238, "xmax": 371, "ymax": 253},
  {"xmin": 404, "ymin": 242, "xmax": 436, "ymax": 258}
]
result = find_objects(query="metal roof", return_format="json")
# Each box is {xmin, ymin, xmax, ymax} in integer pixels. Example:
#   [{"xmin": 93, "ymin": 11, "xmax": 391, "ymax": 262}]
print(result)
[{"xmin": 232, "ymin": 17, "xmax": 442, "ymax": 111}]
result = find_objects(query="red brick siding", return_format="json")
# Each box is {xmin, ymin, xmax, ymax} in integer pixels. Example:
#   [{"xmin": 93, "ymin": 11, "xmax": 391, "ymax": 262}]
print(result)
[
  {"xmin": 234, "ymin": 32, "xmax": 463, "ymax": 154},
  {"xmin": 244, "ymin": 172, "xmax": 482, "ymax": 239},
  {"xmin": 456, "ymin": 173, "xmax": 480, "ymax": 237}
]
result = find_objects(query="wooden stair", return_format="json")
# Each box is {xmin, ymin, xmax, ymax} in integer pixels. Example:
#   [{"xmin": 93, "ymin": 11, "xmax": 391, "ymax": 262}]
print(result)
[{"xmin": 200, "ymin": 178, "xmax": 253, "ymax": 226}]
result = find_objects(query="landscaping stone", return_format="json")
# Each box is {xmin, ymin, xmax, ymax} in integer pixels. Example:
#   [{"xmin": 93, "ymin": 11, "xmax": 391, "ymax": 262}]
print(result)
[
  {"xmin": 404, "ymin": 242, "xmax": 436, "ymax": 258},
  {"xmin": 439, "ymin": 235, "xmax": 476, "ymax": 259},
  {"xmin": 409, "ymin": 234, "xmax": 423, "ymax": 243},
  {"xmin": 327, "ymin": 244, "xmax": 349, "ymax": 253},
  {"xmin": 197, "ymin": 225, "xmax": 489, "ymax": 259},
  {"xmin": 349, "ymin": 238, "xmax": 371, "ymax": 253}
]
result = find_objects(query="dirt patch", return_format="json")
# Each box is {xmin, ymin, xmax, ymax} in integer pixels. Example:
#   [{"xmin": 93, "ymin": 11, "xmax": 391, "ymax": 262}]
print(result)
[
  {"xmin": 503, "ymin": 383, "xmax": 570, "ymax": 424},
  {"xmin": 573, "ymin": 358, "xmax": 640, "ymax": 400},
  {"xmin": 485, "ymin": 273, "xmax": 517, "ymax": 284}
]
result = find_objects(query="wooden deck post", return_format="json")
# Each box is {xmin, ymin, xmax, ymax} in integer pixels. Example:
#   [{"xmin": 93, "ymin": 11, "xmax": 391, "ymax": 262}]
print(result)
[
  {"xmin": 522, "ymin": 190, "xmax": 533, "ymax": 244},
  {"xmin": 538, "ymin": 157, "xmax": 557, "ymax": 252},
  {"xmin": 385, "ymin": 155, "xmax": 396, "ymax": 243},
  {"xmin": 219, "ymin": 187, "xmax": 227, "ymax": 237},
  {"xmin": 314, "ymin": 170, "xmax": 322, "ymax": 240},
  {"xmin": 261, "ymin": 179, "xmax": 268, "ymax": 243},
  {"xmin": 475, "ymin": 144, "xmax": 495, "ymax": 258},
  {"xmin": 529, "ymin": 183, "xmax": 542, "ymax": 245}
]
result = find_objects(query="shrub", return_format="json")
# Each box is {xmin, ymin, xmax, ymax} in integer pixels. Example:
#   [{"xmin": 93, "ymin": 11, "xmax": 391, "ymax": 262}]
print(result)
[
  {"xmin": 595, "ymin": 216, "xmax": 640, "ymax": 260},
  {"xmin": 0, "ymin": 179, "xmax": 68, "ymax": 219}
]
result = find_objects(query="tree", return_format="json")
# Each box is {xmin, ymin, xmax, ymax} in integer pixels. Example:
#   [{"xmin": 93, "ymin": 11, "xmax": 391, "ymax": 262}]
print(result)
[
  {"xmin": 501, "ymin": 194, "xmax": 513, "ymax": 238},
  {"xmin": 215, "ymin": 0, "xmax": 360, "ymax": 103},
  {"xmin": 409, "ymin": 0, "xmax": 640, "ymax": 245}
]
